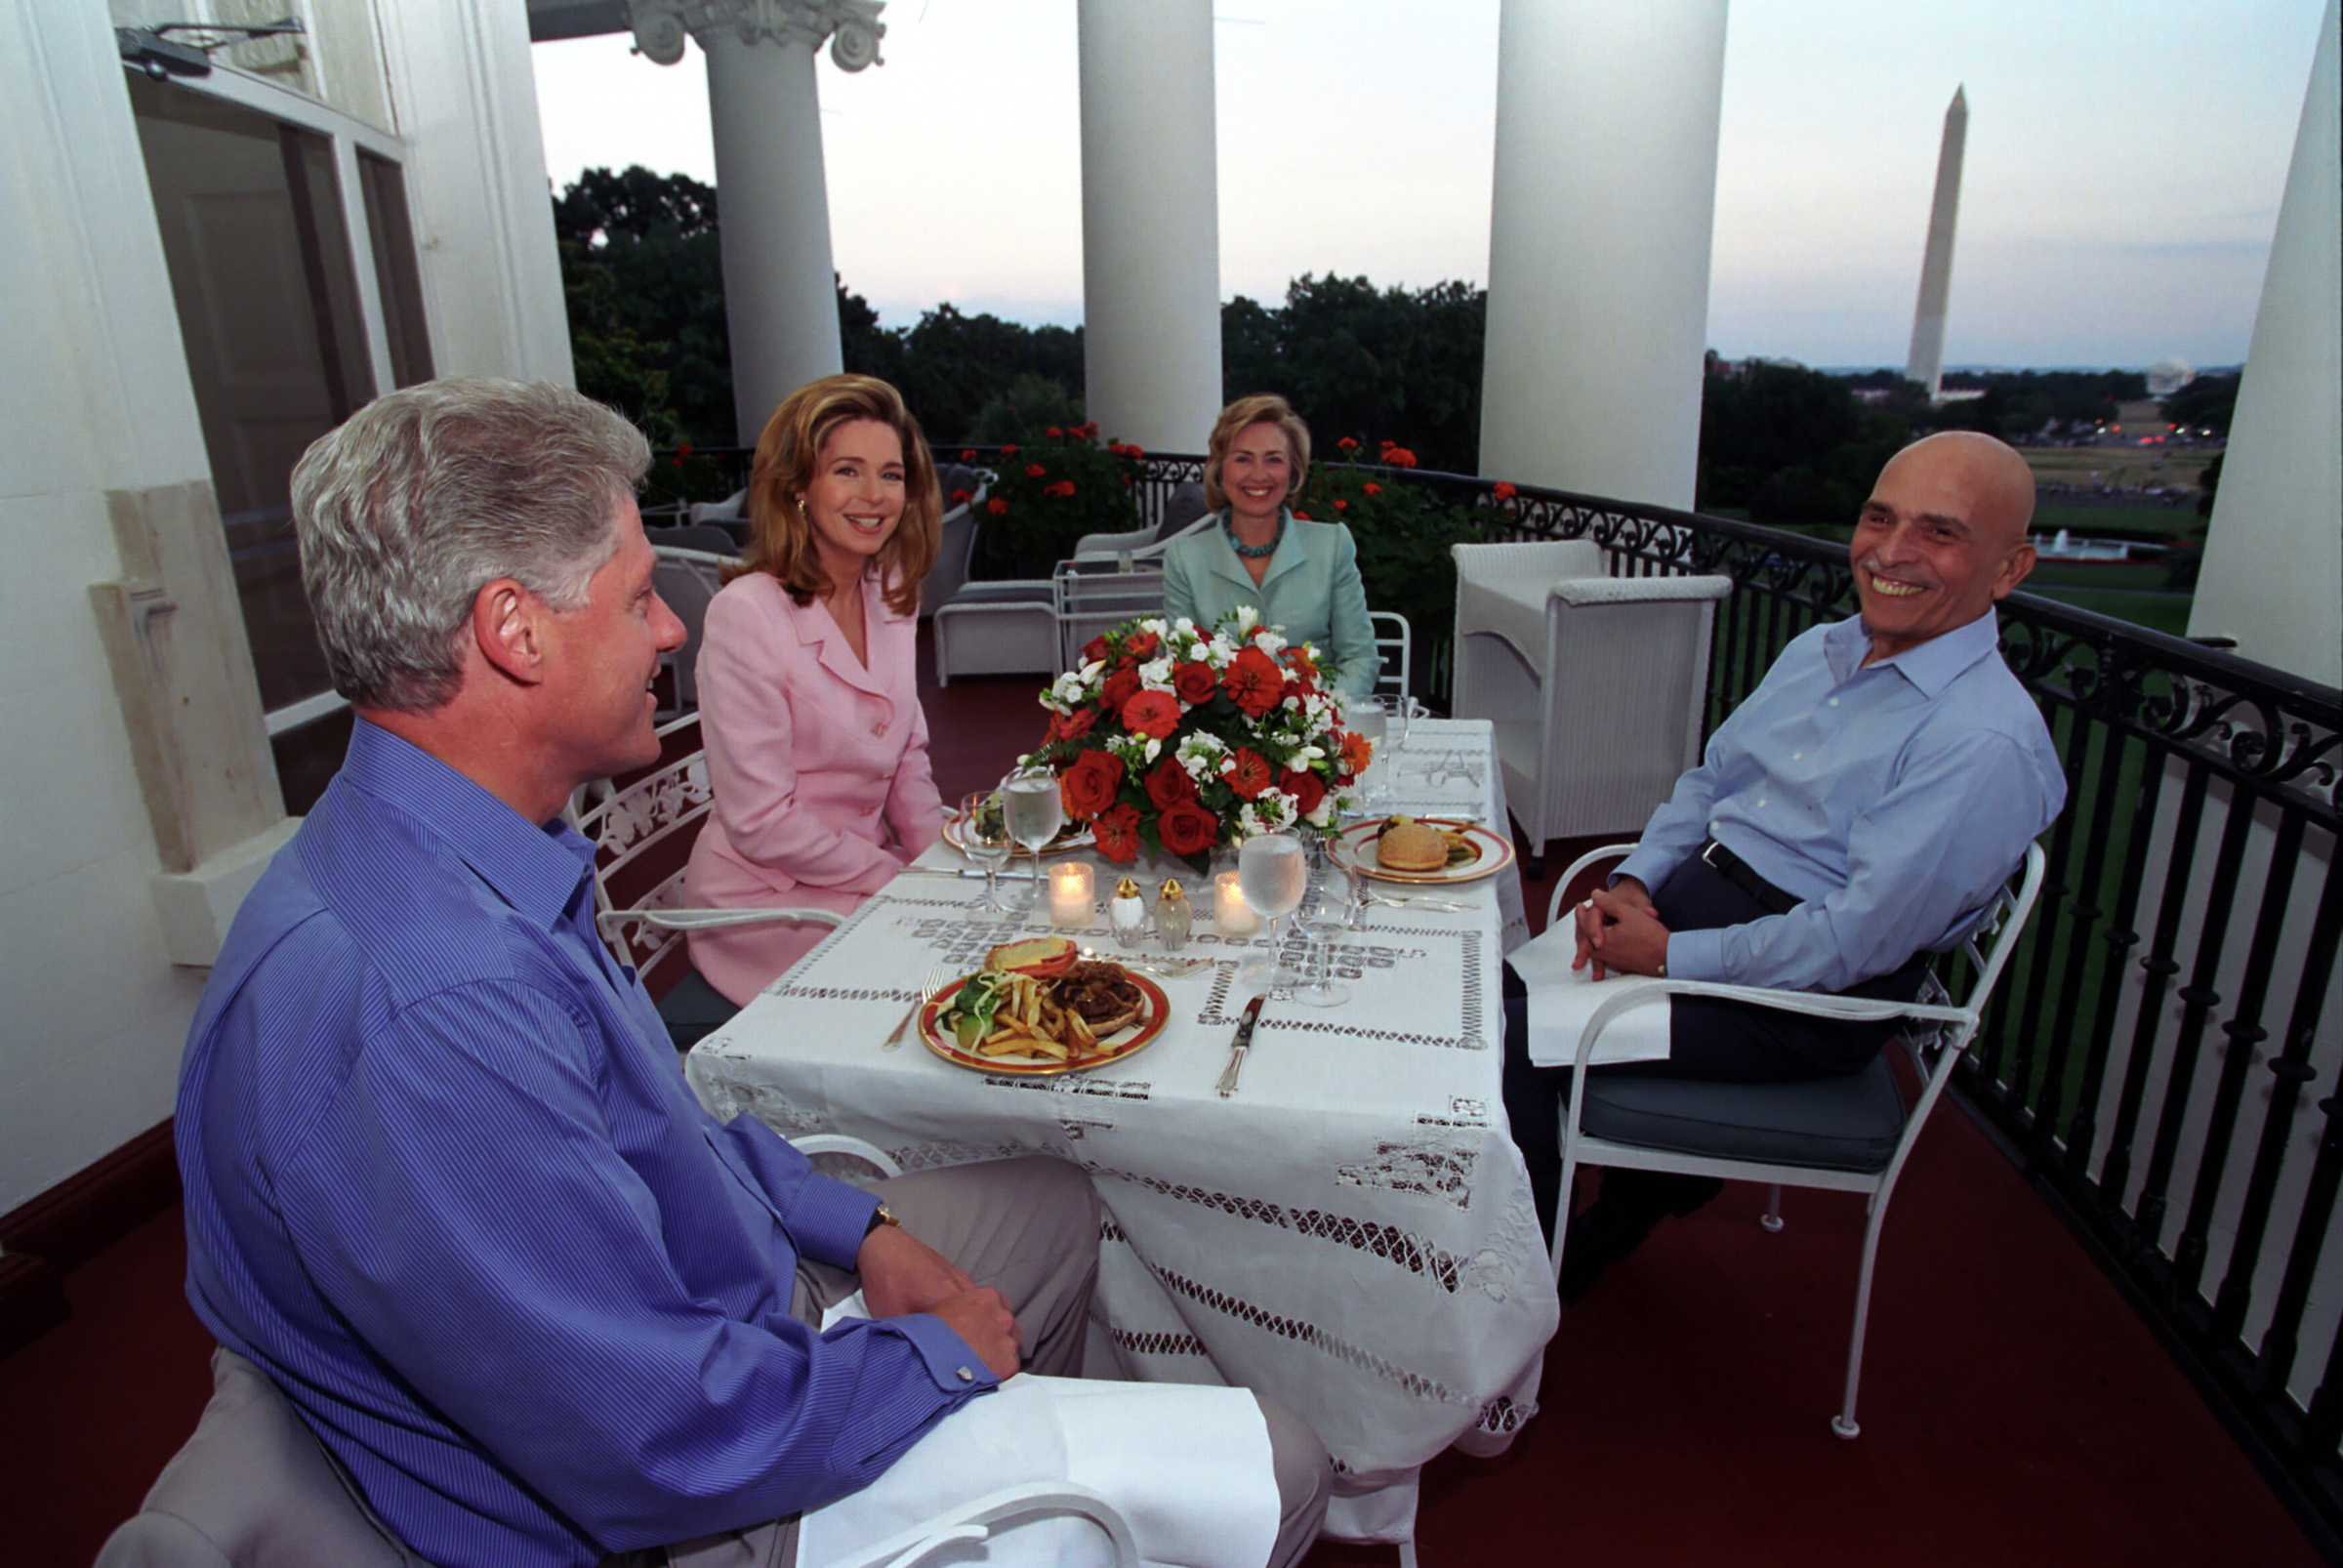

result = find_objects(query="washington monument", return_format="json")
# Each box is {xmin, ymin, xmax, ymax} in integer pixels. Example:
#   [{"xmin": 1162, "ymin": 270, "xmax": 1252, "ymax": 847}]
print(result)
[{"xmin": 1906, "ymin": 86, "xmax": 1968, "ymax": 402}]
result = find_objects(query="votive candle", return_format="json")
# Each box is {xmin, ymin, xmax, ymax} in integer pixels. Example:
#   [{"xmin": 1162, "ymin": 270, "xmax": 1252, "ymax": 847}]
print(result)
[
  {"xmin": 1214, "ymin": 872, "xmax": 1260, "ymax": 936},
  {"xmin": 1048, "ymin": 862, "xmax": 1095, "ymax": 928}
]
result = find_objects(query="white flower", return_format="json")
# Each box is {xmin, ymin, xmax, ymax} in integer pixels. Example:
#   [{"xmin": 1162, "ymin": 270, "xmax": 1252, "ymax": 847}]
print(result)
[
  {"xmin": 1142, "ymin": 735, "xmax": 1163, "ymax": 763},
  {"xmin": 1172, "ymin": 616, "xmax": 1196, "ymax": 636},
  {"xmin": 1139, "ymin": 616, "xmax": 1170, "ymax": 639},
  {"xmin": 1048, "ymin": 672, "xmax": 1089, "ymax": 709},
  {"xmin": 1305, "ymin": 797, "xmax": 1336, "ymax": 829},
  {"xmin": 1254, "ymin": 628, "xmax": 1286, "ymax": 656},
  {"xmin": 1232, "ymin": 604, "xmax": 1260, "ymax": 633},
  {"xmin": 1079, "ymin": 659, "xmax": 1106, "ymax": 683},
  {"xmin": 1290, "ymin": 744, "xmax": 1326, "ymax": 765},
  {"xmin": 1281, "ymin": 695, "xmax": 1300, "ymax": 712},
  {"xmin": 1139, "ymin": 655, "xmax": 1175, "ymax": 691}
]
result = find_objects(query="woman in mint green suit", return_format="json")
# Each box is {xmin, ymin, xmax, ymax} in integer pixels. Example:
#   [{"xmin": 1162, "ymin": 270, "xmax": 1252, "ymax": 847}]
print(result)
[{"xmin": 1160, "ymin": 394, "xmax": 1379, "ymax": 700}]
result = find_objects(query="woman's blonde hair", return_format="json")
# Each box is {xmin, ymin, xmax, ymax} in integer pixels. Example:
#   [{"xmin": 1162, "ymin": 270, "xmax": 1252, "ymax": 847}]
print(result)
[
  {"xmin": 737, "ymin": 374, "xmax": 939, "ymax": 616},
  {"xmin": 1202, "ymin": 393, "xmax": 1312, "ymax": 513}
]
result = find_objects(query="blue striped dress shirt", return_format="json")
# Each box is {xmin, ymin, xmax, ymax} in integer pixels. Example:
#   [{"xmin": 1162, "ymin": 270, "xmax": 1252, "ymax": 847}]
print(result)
[
  {"xmin": 1616, "ymin": 609, "xmax": 2066, "ymax": 993},
  {"xmin": 177, "ymin": 721, "xmax": 994, "ymax": 1568}
]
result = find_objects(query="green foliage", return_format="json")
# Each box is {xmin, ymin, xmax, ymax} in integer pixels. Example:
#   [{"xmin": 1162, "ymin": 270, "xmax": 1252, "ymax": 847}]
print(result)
[
  {"xmin": 1222, "ymin": 274, "xmax": 1487, "ymax": 475},
  {"xmin": 1292, "ymin": 455, "xmax": 1480, "ymax": 691},
  {"xmin": 968, "ymin": 423, "xmax": 1145, "ymax": 579},
  {"xmin": 554, "ymin": 167, "xmax": 734, "ymax": 445},
  {"xmin": 969, "ymin": 374, "xmax": 1086, "ymax": 446},
  {"xmin": 1699, "ymin": 364, "xmax": 1906, "ymax": 527},
  {"xmin": 2162, "ymin": 374, "xmax": 2240, "ymax": 435},
  {"xmin": 896, "ymin": 306, "xmax": 1086, "ymax": 444}
]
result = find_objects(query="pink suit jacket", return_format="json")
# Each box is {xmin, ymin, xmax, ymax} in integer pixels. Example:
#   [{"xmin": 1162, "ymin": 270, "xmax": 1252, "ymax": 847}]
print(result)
[{"xmin": 685, "ymin": 569, "xmax": 944, "ymax": 1004}]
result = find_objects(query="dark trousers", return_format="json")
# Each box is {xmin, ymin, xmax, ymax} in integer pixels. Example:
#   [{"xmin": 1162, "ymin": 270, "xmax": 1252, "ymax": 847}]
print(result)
[{"xmin": 1501, "ymin": 853, "xmax": 1928, "ymax": 1237}]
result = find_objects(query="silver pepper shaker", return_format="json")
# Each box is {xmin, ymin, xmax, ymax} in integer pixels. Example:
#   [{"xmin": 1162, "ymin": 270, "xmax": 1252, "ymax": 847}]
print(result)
[{"xmin": 1154, "ymin": 878, "xmax": 1192, "ymax": 951}]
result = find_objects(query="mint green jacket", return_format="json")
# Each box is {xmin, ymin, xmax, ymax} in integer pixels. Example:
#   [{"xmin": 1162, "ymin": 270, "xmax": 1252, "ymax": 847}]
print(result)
[{"xmin": 1160, "ymin": 511, "xmax": 1379, "ymax": 699}]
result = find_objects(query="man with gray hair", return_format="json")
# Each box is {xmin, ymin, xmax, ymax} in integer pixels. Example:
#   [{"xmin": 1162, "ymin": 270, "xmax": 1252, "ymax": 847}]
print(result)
[{"xmin": 175, "ymin": 379, "xmax": 1327, "ymax": 1568}]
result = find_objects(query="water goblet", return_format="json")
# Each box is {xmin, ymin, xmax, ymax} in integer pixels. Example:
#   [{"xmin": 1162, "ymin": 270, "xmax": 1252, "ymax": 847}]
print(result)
[
  {"xmin": 1294, "ymin": 836, "xmax": 1357, "ymax": 1008},
  {"xmin": 1237, "ymin": 832, "xmax": 1308, "ymax": 999},
  {"xmin": 1000, "ymin": 764, "xmax": 1064, "ymax": 906},
  {"xmin": 1349, "ymin": 702, "xmax": 1390, "ymax": 813},
  {"xmin": 958, "ymin": 790, "xmax": 1014, "ymax": 912}
]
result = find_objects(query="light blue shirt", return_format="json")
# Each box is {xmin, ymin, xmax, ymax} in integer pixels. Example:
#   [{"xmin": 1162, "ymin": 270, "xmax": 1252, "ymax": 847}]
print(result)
[
  {"xmin": 1160, "ymin": 510, "xmax": 1380, "ymax": 698},
  {"xmin": 1617, "ymin": 609, "xmax": 2065, "ymax": 994},
  {"xmin": 177, "ymin": 721, "xmax": 994, "ymax": 1568}
]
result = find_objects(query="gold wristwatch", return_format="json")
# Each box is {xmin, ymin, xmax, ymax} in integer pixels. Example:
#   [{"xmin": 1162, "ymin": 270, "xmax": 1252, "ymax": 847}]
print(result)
[{"xmin": 863, "ymin": 1202, "xmax": 900, "ymax": 1238}]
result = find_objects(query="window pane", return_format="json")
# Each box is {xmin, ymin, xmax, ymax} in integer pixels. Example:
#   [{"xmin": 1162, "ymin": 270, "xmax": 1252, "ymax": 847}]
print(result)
[{"xmin": 359, "ymin": 150, "xmax": 435, "ymax": 387}]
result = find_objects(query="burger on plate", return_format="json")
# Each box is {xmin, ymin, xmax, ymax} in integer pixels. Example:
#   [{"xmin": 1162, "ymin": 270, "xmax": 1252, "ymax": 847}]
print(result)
[
  {"xmin": 1050, "ymin": 961, "xmax": 1148, "ymax": 1037},
  {"xmin": 1376, "ymin": 816, "xmax": 1448, "ymax": 873}
]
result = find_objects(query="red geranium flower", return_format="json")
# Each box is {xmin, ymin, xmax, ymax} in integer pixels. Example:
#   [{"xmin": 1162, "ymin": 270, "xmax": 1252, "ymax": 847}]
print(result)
[
  {"xmin": 1026, "ymin": 463, "xmax": 1047, "ymax": 478},
  {"xmin": 1101, "ymin": 663, "xmax": 1142, "ymax": 710},
  {"xmin": 951, "ymin": 488, "xmax": 972, "ymax": 504},
  {"xmin": 1223, "ymin": 747, "xmax": 1273, "ymax": 800},
  {"xmin": 1144, "ymin": 755, "xmax": 1198, "ymax": 809},
  {"xmin": 1048, "ymin": 480, "xmax": 1077, "ymax": 498},
  {"xmin": 1157, "ymin": 799, "xmax": 1218, "ymax": 858},
  {"xmin": 1001, "ymin": 444, "xmax": 1019, "ymax": 457},
  {"xmin": 1493, "ymin": 481, "xmax": 1518, "ymax": 500},
  {"xmin": 1280, "ymin": 768, "xmax": 1327, "ymax": 817},
  {"xmin": 1059, "ymin": 750, "xmax": 1126, "ymax": 821},
  {"xmin": 1122, "ymin": 689, "xmax": 1180, "ymax": 740},
  {"xmin": 677, "ymin": 440, "xmax": 693, "ymax": 458},
  {"xmin": 988, "ymin": 498, "xmax": 1008, "ymax": 516},
  {"xmin": 1172, "ymin": 661, "xmax": 1219, "ymax": 705},
  {"xmin": 1334, "ymin": 499, "xmax": 1348, "ymax": 511},
  {"xmin": 1363, "ymin": 482, "xmax": 1381, "ymax": 497},
  {"xmin": 1091, "ymin": 803, "xmax": 1142, "ymax": 863},
  {"xmin": 1337, "ymin": 436, "xmax": 1359, "ymax": 452},
  {"xmin": 1221, "ymin": 646, "xmax": 1283, "ymax": 718},
  {"xmin": 1385, "ymin": 447, "xmax": 1418, "ymax": 469},
  {"xmin": 1337, "ymin": 730, "xmax": 1374, "ymax": 780},
  {"xmin": 961, "ymin": 448, "xmax": 977, "ymax": 462},
  {"xmin": 1293, "ymin": 511, "xmax": 1312, "ymax": 521},
  {"xmin": 1048, "ymin": 705, "xmax": 1099, "ymax": 744},
  {"xmin": 1046, "ymin": 426, "xmax": 1064, "ymax": 438}
]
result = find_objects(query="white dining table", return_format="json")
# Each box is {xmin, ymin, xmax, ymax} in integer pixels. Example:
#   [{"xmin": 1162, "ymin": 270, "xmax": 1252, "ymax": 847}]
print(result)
[{"xmin": 685, "ymin": 718, "xmax": 1558, "ymax": 1545}]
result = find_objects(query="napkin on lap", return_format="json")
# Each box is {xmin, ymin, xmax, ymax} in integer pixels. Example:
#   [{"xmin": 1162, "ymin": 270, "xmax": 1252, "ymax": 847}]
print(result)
[{"xmin": 1506, "ymin": 923, "xmax": 1674, "ymax": 1068}]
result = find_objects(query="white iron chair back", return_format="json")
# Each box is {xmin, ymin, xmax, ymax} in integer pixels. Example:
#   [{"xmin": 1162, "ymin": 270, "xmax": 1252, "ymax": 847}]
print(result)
[
  {"xmin": 1370, "ymin": 611, "xmax": 1411, "ymax": 700},
  {"xmin": 1543, "ymin": 839, "xmax": 2047, "ymax": 1437}
]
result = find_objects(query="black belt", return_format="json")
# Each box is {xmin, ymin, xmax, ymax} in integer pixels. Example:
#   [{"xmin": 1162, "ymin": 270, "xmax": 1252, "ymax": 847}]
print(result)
[{"xmin": 1698, "ymin": 839, "xmax": 1800, "ymax": 916}]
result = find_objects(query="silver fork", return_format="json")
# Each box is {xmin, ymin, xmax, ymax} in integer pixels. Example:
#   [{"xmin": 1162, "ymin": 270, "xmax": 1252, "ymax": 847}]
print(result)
[{"xmin": 886, "ymin": 965, "xmax": 952, "ymax": 1050}]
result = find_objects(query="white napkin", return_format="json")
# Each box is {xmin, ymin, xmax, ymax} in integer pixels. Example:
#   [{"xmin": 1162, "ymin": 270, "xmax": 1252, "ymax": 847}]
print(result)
[
  {"xmin": 1506, "ymin": 922, "xmax": 1674, "ymax": 1068},
  {"xmin": 800, "ymin": 1310, "xmax": 1279, "ymax": 1568}
]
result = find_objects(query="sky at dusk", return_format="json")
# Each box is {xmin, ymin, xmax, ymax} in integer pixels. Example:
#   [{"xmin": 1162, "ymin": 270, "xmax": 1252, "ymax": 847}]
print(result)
[{"xmin": 530, "ymin": 0, "xmax": 2328, "ymax": 371}]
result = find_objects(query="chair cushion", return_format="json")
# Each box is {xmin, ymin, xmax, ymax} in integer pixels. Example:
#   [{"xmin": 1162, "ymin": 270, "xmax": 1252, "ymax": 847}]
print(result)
[
  {"xmin": 1580, "ymin": 1052, "xmax": 1909, "ymax": 1173},
  {"xmin": 660, "ymin": 966, "xmax": 741, "ymax": 1052},
  {"xmin": 97, "ymin": 1348, "xmax": 421, "ymax": 1567}
]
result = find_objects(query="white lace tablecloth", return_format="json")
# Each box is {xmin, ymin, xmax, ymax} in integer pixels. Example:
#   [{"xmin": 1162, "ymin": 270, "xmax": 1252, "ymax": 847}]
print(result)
[{"xmin": 686, "ymin": 720, "xmax": 1556, "ymax": 1545}]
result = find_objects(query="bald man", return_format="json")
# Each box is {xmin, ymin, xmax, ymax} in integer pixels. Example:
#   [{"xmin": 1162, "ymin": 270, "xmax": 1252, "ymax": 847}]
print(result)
[{"xmin": 1503, "ymin": 432, "xmax": 2067, "ymax": 1296}]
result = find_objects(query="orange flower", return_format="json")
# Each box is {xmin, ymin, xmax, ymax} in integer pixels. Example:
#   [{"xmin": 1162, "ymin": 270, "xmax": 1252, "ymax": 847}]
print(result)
[
  {"xmin": 1121, "ymin": 689, "xmax": 1180, "ymax": 740},
  {"xmin": 1091, "ymin": 803, "xmax": 1142, "ymax": 863},
  {"xmin": 1337, "ymin": 729, "xmax": 1373, "ymax": 779},
  {"xmin": 1493, "ymin": 481, "xmax": 1518, "ymax": 501}
]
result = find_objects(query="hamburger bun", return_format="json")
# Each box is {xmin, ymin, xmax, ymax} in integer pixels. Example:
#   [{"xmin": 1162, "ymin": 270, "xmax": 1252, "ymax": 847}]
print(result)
[
  {"xmin": 1377, "ymin": 817, "xmax": 1448, "ymax": 873},
  {"xmin": 985, "ymin": 935, "xmax": 1080, "ymax": 978}
]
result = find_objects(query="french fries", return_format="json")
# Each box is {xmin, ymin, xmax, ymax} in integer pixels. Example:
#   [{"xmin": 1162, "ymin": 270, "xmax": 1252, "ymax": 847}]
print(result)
[{"xmin": 950, "ymin": 969, "xmax": 1135, "ymax": 1062}]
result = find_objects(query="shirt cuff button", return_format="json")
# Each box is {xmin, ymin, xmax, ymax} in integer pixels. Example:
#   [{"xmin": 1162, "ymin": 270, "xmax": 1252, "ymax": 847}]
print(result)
[{"xmin": 957, "ymin": 1366, "xmax": 974, "ymax": 1382}]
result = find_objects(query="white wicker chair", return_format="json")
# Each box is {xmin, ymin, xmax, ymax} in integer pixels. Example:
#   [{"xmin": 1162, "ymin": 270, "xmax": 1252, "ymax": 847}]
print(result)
[{"xmin": 1451, "ymin": 540, "xmax": 1732, "ymax": 871}]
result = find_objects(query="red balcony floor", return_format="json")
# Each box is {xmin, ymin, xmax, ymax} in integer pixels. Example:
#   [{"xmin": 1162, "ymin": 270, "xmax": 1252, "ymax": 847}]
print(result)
[{"xmin": 6, "ymin": 639, "xmax": 2323, "ymax": 1566}]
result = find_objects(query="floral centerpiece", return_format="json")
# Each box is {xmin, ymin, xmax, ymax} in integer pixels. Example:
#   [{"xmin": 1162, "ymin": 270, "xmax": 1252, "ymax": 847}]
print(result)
[{"xmin": 1028, "ymin": 608, "xmax": 1374, "ymax": 870}]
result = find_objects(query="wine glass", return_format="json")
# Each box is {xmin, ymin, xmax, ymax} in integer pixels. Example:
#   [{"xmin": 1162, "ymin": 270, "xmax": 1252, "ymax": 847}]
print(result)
[
  {"xmin": 1349, "ymin": 701, "xmax": 1390, "ymax": 812},
  {"xmin": 958, "ymin": 790, "xmax": 1014, "ymax": 911},
  {"xmin": 1237, "ymin": 832, "xmax": 1308, "ymax": 999},
  {"xmin": 1000, "ymin": 764, "xmax": 1064, "ymax": 903},
  {"xmin": 1294, "ymin": 835, "xmax": 1357, "ymax": 1008}
]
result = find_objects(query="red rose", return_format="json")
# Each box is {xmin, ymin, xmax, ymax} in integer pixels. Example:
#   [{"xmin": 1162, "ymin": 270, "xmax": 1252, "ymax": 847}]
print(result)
[
  {"xmin": 987, "ymin": 498, "xmax": 1008, "ymax": 516},
  {"xmin": 1157, "ymin": 799, "xmax": 1218, "ymax": 858},
  {"xmin": 1172, "ymin": 661, "xmax": 1219, "ymax": 705},
  {"xmin": 1122, "ymin": 689, "xmax": 1180, "ymax": 740},
  {"xmin": 1101, "ymin": 663, "xmax": 1142, "ymax": 710},
  {"xmin": 1060, "ymin": 750, "xmax": 1126, "ymax": 821},
  {"xmin": 1144, "ymin": 755, "xmax": 1198, "ymax": 809},
  {"xmin": 1126, "ymin": 631, "xmax": 1161, "ymax": 660},
  {"xmin": 1493, "ymin": 481, "xmax": 1518, "ymax": 500},
  {"xmin": 1281, "ymin": 768, "xmax": 1327, "ymax": 817},
  {"xmin": 1364, "ymin": 482, "xmax": 1381, "ymax": 497},
  {"xmin": 1091, "ymin": 804, "xmax": 1142, "ymax": 863},
  {"xmin": 1026, "ymin": 463, "xmax": 1047, "ymax": 478},
  {"xmin": 1082, "ymin": 635, "xmax": 1110, "ymax": 664},
  {"xmin": 1224, "ymin": 747, "xmax": 1273, "ymax": 800},
  {"xmin": 1221, "ymin": 646, "xmax": 1283, "ymax": 719}
]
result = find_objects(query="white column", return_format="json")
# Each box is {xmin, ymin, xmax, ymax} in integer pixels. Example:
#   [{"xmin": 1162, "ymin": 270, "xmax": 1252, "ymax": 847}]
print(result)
[
  {"xmin": 634, "ymin": 1, "xmax": 886, "ymax": 442},
  {"xmin": 1905, "ymin": 87, "xmax": 1968, "ymax": 403},
  {"xmin": 2188, "ymin": 0, "xmax": 2341, "ymax": 688},
  {"xmin": 1478, "ymin": 0, "xmax": 1728, "ymax": 509},
  {"xmin": 1077, "ymin": 0, "xmax": 1221, "ymax": 454}
]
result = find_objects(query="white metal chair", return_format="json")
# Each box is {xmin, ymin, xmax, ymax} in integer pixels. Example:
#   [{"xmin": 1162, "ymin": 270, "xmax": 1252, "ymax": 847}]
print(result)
[
  {"xmin": 1370, "ymin": 610, "xmax": 1411, "ymax": 699},
  {"xmin": 921, "ymin": 488, "xmax": 982, "ymax": 621},
  {"xmin": 1451, "ymin": 540, "xmax": 1733, "ymax": 871},
  {"xmin": 1544, "ymin": 840, "xmax": 2047, "ymax": 1438},
  {"xmin": 1052, "ymin": 560, "xmax": 1167, "ymax": 670},
  {"xmin": 1069, "ymin": 479, "xmax": 1211, "ymax": 561},
  {"xmin": 650, "ymin": 546, "xmax": 732, "ymax": 719},
  {"xmin": 570, "ymin": 715, "xmax": 843, "ymax": 1008}
]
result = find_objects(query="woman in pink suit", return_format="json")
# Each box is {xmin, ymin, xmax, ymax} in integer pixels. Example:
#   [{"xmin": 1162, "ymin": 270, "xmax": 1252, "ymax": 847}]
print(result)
[{"xmin": 686, "ymin": 375, "xmax": 946, "ymax": 1005}]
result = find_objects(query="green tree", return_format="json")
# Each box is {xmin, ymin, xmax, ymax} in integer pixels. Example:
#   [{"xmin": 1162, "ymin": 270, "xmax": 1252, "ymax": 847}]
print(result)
[
  {"xmin": 2162, "ymin": 374, "xmax": 2240, "ymax": 435},
  {"xmin": 554, "ymin": 167, "xmax": 732, "ymax": 444}
]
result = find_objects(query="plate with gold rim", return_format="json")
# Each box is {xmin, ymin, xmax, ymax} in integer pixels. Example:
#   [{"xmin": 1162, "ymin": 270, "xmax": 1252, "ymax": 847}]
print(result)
[
  {"xmin": 1333, "ymin": 816, "xmax": 1515, "ymax": 886},
  {"xmin": 919, "ymin": 967, "xmax": 1171, "ymax": 1076}
]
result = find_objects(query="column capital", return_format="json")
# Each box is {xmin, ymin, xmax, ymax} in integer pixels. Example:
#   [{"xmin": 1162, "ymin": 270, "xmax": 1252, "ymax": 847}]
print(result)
[{"xmin": 629, "ymin": 0, "xmax": 885, "ymax": 70}]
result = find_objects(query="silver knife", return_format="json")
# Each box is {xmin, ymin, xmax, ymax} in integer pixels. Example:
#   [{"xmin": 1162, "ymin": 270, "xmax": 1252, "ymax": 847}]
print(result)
[{"xmin": 1215, "ymin": 994, "xmax": 1266, "ymax": 1097}]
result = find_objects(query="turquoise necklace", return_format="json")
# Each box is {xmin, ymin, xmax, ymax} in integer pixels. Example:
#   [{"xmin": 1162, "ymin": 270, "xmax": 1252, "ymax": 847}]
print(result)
[{"xmin": 1226, "ymin": 512, "xmax": 1285, "ymax": 559}]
